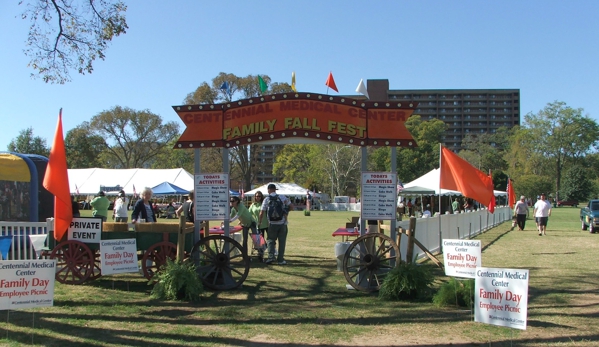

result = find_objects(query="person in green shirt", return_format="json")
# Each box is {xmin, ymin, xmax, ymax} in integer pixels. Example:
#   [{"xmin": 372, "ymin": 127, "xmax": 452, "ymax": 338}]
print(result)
[
  {"xmin": 230, "ymin": 196, "xmax": 257, "ymax": 258},
  {"xmin": 90, "ymin": 191, "xmax": 110, "ymax": 221},
  {"xmin": 248, "ymin": 191, "xmax": 268, "ymax": 261},
  {"xmin": 451, "ymin": 198, "xmax": 460, "ymax": 213}
]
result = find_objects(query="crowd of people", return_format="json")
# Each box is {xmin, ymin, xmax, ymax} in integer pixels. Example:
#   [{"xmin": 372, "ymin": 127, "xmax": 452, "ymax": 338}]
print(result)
[{"xmin": 82, "ymin": 184, "xmax": 295, "ymax": 265}]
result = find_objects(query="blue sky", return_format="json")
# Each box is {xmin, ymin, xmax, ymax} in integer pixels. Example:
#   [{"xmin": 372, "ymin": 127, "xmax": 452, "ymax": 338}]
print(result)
[{"xmin": 1, "ymin": 1, "xmax": 598, "ymax": 150}]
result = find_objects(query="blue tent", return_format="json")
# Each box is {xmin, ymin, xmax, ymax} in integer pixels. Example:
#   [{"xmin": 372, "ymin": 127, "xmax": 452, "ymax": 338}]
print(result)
[
  {"xmin": 151, "ymin": 182, "xmax": 189, "ymax": 195},
  {"xmin": 230, "ymin": 190, "xmax": 240, "ymax": 196}
]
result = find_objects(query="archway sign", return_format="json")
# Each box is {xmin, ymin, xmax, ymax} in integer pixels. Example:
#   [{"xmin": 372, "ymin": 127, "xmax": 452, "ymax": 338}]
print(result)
[
  {"xmin": 173, "ymin": 92, "xmax": 418, "ymax": 149},
  {"xmin": 173, "ymin": 92, "xmax": 419, "ymax": 290}
]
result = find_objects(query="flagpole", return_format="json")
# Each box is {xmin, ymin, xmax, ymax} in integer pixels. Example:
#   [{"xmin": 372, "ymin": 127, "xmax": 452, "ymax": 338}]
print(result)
[{"xmin": 438, "ymin": 144, "xmax": 443, "ymax": 250}]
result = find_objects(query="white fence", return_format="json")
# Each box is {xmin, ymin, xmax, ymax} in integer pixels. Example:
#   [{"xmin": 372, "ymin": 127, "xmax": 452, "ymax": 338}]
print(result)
[
  {"xmin": 0, "ymin": 221, "xmax": 49, "ymax": 260},
  {"xmin": 395, "ymin": 206, "xmax": 511, "ymax": 261},
  {"xmin": 2, "ymin": 207, "xmax": 510, "ymax": 262}
]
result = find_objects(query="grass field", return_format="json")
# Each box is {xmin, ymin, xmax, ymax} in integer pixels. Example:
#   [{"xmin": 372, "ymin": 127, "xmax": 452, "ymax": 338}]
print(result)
[{"xmin": 1, "ymin": 206, "xmax": 598, "ymax": 346}]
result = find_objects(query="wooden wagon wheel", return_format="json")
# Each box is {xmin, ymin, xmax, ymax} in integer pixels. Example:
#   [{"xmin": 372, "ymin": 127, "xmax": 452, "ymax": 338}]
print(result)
[
  {"xmin": 50, "ymin": 240, "xmax": 94, "ymax": 285},
  {"xmin": 186, "ymin": 235, "xmax": 249, "ymax": 290},
  {"xmin": 141, "ymin": 241, "xmax": 177, "ymax": 280},
  {"xmin": 86, "ymin": 249, "xmax": 102, "ymax": 281},
  {"xmin": 342, "ymin": 233, "xmax": 400, "ymax": 292}
]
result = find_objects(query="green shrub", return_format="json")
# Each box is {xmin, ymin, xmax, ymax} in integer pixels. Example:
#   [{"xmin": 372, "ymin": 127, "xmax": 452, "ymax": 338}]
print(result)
[
  {"xmin": 149, "ymin": 258, "xmax": 203, "ymax": 302},
  {"xmin": 378, "ymin": 262, "xmax": 434, "ymax": 301},
  {"xmin": 432, "ymin": 277, "xmax": 474, "ymax": 308}
]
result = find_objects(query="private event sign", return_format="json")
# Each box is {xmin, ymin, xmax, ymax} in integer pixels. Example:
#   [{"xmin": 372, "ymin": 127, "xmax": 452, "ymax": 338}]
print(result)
[
  {"xmin": 68, "ymin": 217, "xmax": 102, "ymax": 243},
  {"xmin": 0, "ymin": 259, "xmax": 56, "ymax": 310},
  {"xmin": 361, "ymin": 172, "xmax": 397, "ymax": 220},
  {"xmin": 195, "ymin": 173, "xmax": 229, "ymax": 221},
  {"xmin": 442, "ymin": 239, "xmax": 481, "ymax": 278},
  {"xmin": 100, "ymin": 239, "xmax": 138, "ymax": 275},
  {"xmin": 475, "ymin": 267, "xmax": 529, "ymax": 330}
]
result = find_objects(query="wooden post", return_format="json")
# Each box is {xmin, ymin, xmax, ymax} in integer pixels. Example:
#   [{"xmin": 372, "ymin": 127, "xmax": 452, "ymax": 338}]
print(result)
[
  {"xmin": 406, "ymin": 217, "xmax": 417, "ymax": 263},
  {"xmin": 176, "ymin": 214, "xmax": 185, "ymax": 262}
]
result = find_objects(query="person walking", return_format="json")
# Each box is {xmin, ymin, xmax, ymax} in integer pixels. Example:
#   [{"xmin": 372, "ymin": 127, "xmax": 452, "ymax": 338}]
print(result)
[
  {"xmin": 131, "ymin": 187, "xmax": 157, "ymax": 224},
  {"xmin": 90, "ymin": 191, "xmax": 110, "ymax": 222},
  {"xmin": 513, "ymin": 195, "xmax": 529, "ymax": 230},
  {"xmin": 229, "ymin": 196, "xmax": 258, "ymax": 259},
  {"xmin": 533, "ymin": 193, "xmax": 552, "ymax": 236},
  {"xmin": 249, "ymin": 191, "xmax": 269, "ymax": 260},
  {"xmin": 259, "ymin": 184, "xmax": 293, "ymax": 265},
  {"xmin": 113, "ymin": 191, "xmax": 129, "ymax": 222},
  {"xmin": 176, "ymin": 190, "xmax": 195, "ymax": 223}
]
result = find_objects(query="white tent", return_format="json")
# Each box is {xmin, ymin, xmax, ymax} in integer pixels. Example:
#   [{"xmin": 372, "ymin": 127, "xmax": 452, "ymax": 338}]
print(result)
[
  {"xmin": 68, "ymin": 168, "xmax": 194, "ymax": 195},
  {"xmin": 403, "ymin": 168, "xmax": 507, "ymax": 197},
  {"xmin": 245, "ymin": 182, "xmax": 320, "ymax": 197}
]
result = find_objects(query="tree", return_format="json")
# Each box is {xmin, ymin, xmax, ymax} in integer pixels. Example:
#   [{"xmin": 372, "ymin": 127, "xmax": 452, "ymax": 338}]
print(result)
[
  {"xmin": 560, "ymin": 165, "xmax": 592, "ymax": 201},
  {"xmin": 21, "ymin": 0, "xmax": 128, "ymax": 84},
  {"xmin": 523, "ymin": 101, "xmax": 599, "ymax": 200},
  {"xmin": 325, "ymin": 145, "xmax": 361, "ymax": 197},
  {"xmin": 184, "ymin": 72, "xmax": 293, "ymax": 190},
  {"xmin": 273, "ymin": 144, "xmax": 323, "ymax": 190},
  {"xmin": 513, "ymin": 175, "xmax": 553, "ymax": 202},
  {"xmin": 395, "ymin": 115, "xmax": 446, "ymax": 182},
  {"xmin": 460, "ymin": 128, "xmax": 510, "ymax": 172},
  {"xmin": 7, "ymin": 127, "xmax": 49, "ymax": 156},
  {"xmin": 89, "ymin": 106, "xmax": 179, "ymax": 168},
  {"xmin": 64, "ymin": 123, "xmax": 107, "ymax": 168}
]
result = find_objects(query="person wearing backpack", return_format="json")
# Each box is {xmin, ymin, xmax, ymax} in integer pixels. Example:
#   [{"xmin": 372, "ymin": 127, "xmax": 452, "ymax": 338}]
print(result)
[
  {"xmin": 259, "ymin": 183, "xmax": 293, "ymax": 265},
  {"xmin": 176, "ymin": 190, "xmax": 195, "ymax": 223}
]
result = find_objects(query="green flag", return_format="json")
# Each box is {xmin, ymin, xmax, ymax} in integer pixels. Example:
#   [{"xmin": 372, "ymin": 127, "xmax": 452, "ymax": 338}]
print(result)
[{"xmin": 258, "ymin": 75, "xmax": 267, "ymax": 93}]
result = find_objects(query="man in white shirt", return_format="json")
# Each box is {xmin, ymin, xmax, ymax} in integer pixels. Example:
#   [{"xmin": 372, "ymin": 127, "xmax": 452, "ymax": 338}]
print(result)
[
  {"xmin": 533, "ymin": 193, "xmax": 552, "ymax": 236},
  {"xmin": 113, "ymin": 191, "xmax": 129, "ymax": 222},
  {"xmin": 422, "ymin": 204, "xmax": 432, "ymax": 218}
]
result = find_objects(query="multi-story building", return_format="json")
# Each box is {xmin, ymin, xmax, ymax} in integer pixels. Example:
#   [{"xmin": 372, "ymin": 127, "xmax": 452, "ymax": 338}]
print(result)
[
  {"xmin": 252, "ymin": 79, "xmax": 520, "ymax": 186},
  {"xmin": 366, "ymin": 79, "xmax": 520, "ymax": 150},
  {"xmin": 253, "ymin": 144, "xmax": 280, "ymax": 185}
]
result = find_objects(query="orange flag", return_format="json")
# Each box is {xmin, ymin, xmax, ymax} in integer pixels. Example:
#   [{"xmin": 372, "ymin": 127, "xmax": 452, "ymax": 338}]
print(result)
[
  {"xmin": 487, "ymin": 170, "xmax": 495, "ymax": 214},
  {"xmin": 325, "ymin": 72, "xmax": 338, "ymax": 92},
  {"xmin": 440, "ymin": 146, "xmax": 493, "ymax": 209},
  {"xmin": 43, "ymin": 109, "xmax": 73, "ymax": 241},
  {"xmin": 507, "ymin": 178, "xmax": 516, "ymax": 208}
]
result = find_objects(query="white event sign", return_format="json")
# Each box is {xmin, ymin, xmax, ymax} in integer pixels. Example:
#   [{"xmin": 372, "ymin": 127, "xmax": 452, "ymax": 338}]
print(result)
[
  {"xmin": 68, "ymin": 217, "xmax": 102, "ymax": 243},
  {"xmin": 194, "ymin": 173, "xmax": 229, "ymax": 221},
  {"xmin": 442, "ymin": 239, "xmax": 481, "ymax": 278},
  {"xmin": 0, "ymin": 259, "xmax": 56, "ymax": 310},
  {"xmin": 475, "ymin": 267, "xmax": 529, "ymax": 330},
  {"xmin": 100, "ymin": 239, "xmax": 139, "ymax": 275},
  {"xmin": 361, "ymin": 172, "xmax": 397, "ymax": 220}
]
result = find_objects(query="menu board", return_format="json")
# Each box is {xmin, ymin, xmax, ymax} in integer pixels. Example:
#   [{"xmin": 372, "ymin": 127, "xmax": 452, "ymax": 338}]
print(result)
[
  {"xmin": 194, "ymin": 173, "xmax": 229, "ymax": 221},
  {"xmin": 361, "ymin": 172, "xmax": 397, "ymax": 220}
]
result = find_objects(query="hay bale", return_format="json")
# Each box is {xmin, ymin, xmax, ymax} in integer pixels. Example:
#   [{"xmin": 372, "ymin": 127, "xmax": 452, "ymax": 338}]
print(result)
[
  {"xmin": 135, "ymin": 223, "xmax": 179, "ymax": 233},
  {"xmin": 103, "ymin": 223, "xmax": 130, "ymax": 232}
]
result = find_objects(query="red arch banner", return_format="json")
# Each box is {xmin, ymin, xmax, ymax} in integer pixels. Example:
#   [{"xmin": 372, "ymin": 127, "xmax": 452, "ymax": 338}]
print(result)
[{"xmin": 174, "ymin": 93, "xmax": 418, "ymax": 149}]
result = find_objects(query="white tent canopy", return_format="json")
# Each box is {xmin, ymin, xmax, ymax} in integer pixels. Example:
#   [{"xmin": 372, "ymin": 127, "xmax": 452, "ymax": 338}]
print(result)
[
  {"xmin": 68, "ymin": 168, "xmax": 194, "ymax": 195},
  {"xmin": 403, "ymin": 168, "xmax": 507, "ymax": 197},
  {"xmin": 245, "ymin": 182, "xmax": 320, "ymax": 198}
]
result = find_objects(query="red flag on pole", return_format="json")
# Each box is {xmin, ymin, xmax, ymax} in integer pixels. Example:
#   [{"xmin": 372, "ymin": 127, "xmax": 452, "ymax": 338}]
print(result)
[
  {"xmin": 507, "ymin": 178, "xmax": 516, "ymax": 208},
  {"xmin": 487, "ymin": 170, "xmax": 496, "ymax": 214},
  {"xmin": 325, "ymin": 72, "xmax": 338, "ymax": 92},
  {"xmin": 439, "ymin": 146, "xmax": 493, "ymax": 209},
  {"xmin": 43, "ymin": 109, "xmax": 73, "ymax": 241}
]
